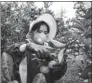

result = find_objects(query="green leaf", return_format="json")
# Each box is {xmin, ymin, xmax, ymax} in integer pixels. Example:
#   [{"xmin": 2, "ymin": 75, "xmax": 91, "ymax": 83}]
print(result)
[
  {"xmin": 84, "ymin": 38, "xmax": 91, "ymax": 45},
  {"xmin": 84, "ymin": 26, "xmax": 91, "ymax": 38},
  {"xmin": 72, "ymin": 19, "xmax": 85, "ymax": 31}
]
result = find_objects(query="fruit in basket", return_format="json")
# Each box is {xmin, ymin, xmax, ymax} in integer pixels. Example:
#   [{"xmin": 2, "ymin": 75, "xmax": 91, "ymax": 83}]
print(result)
[{"xmin": 40, "ymin": 65, "xmax": 50, "ymax": 74}]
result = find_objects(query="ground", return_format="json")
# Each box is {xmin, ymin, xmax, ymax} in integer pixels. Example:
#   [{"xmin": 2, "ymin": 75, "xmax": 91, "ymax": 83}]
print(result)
[{"xmin": 55, "ymin": 57, "xmax": 86, "ymax": 83}]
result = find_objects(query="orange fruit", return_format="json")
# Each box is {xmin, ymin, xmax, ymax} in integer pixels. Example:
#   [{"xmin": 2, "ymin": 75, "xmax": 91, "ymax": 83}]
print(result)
[
  {"xmin": 48, "ymin": 60, "xmax": 58, "ymax": 69},
  {"xmin": 40, "ymin": 65, "xmax": 50, "ymax": 74}
]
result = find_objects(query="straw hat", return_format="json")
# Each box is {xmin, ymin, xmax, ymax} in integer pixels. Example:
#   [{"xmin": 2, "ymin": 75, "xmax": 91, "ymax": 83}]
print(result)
[{"xmin": 26, "ymin": 14, "xmax": 57, "ymax": 39}]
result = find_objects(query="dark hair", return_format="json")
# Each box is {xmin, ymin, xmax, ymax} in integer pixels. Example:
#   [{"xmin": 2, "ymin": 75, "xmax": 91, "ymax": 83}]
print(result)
[{"xmin": 32, "ymin": 21, "xmax": 50, "ymax": 33}]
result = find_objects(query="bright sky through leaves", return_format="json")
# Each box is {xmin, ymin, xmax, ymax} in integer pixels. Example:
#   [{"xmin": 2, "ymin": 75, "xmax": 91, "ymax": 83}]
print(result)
[{"xmin": 34, "ymin": 2, "xmax": 76, "ymax": 21}]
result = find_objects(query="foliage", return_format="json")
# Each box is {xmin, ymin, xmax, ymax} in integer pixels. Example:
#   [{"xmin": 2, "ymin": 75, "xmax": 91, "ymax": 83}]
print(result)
[
  {"xmin": 64, "ymin": 2, "xmax": 91, "ymax": 60},
  {"xmin": 1, "ymin": 2, "xmax": 91, "ymax": 83},
  {"xmin": 74, "ymin": 2, "xmax": 91, "ymax": 19},
  {"xmin": 72, "ymin": 2, "xmax": 91, "ymax": 57},
  {"xmin": 1, "ymin": 2, "xmax": 56, "ymax": 52},
  {"xmin": 58, "ymin": 2, "xmax": 92, "ymax": 83}
]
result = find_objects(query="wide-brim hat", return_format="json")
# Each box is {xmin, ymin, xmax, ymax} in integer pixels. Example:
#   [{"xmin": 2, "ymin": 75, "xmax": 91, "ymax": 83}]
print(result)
[{"xmin": 26, "ymin": 14, "xmax": 57, "ymax": 39}]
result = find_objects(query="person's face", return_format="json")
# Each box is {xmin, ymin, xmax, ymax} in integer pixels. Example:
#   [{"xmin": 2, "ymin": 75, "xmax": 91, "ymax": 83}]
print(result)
[
  {"xmin": 32, "ymin": 24, "xmax": 49, "ymax": 45},
  {"xmin": 38, "ymin": 24, "xmax": 48, "ymax": 34}
]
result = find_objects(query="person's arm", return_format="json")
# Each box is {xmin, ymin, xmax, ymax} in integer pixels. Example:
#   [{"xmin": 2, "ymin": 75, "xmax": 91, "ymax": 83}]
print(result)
[{"xmin": 48, "ymin": 39, "xmax": 66, "ymax": 48}]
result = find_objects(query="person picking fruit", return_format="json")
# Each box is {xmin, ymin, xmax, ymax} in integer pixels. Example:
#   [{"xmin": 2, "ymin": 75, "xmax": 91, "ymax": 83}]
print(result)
[{"xmin": 2, "ymin": 14, "xmax": 72, "ymax": 83}]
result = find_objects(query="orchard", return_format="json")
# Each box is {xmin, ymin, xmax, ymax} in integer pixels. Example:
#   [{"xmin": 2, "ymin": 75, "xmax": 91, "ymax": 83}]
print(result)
[{"xmin": 1, "ymin": 2, "xmax": 91, "ymax": 83}]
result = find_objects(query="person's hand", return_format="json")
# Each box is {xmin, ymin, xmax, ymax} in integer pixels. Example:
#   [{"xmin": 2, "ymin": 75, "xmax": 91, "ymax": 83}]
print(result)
[
  {"xmin": 48, "ymin": 60, "xmax": 61, "ymax": 70},
  {"xmin": 26, "ymin": 43, "xmax": 52, "ymax": 60},
  {"xmin": 50, "ymin": 48, "xmax": 65, "ymax": 70},
  {"xmin": 52, "ymin": 62, "xmax": 61, "ymax": 69}
]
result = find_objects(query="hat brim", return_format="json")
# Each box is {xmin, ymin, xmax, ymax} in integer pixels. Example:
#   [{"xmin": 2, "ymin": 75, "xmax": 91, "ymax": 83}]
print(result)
[{"xmin": 27, "ymin": 14, "xmax": 57, "ymax": 39}]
